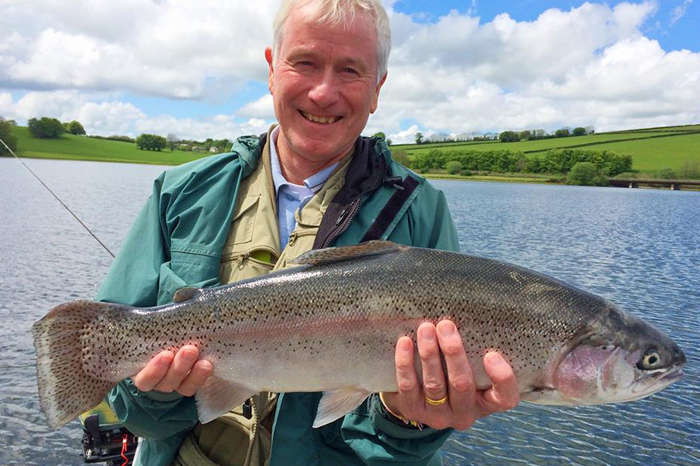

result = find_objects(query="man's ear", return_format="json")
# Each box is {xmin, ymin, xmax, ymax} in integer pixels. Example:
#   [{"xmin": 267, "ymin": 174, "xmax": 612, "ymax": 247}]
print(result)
[
  {"xmin": 370, "ymin": 72, "xmax": 387, "ymax": 114},
  {"xmin": 265, "ymin": 47, "xmax": 274, "ymax": 94}
]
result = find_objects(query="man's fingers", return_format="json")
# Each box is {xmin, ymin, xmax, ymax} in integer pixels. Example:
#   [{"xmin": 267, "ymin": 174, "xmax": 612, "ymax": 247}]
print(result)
[
  {"xmin": 177, "ymin": 359, "xmax": 213, "ymax": 397},
  {"xmin": 133, "ymin": 350, "xmax": 174, "ymax": 392},
  {"xmin": 417, "ymin": 323, "xmax": 448, "ymax": 407},
  {"xmin": 381, "ymin": 336, "xmax": 420, "ymax": 420},
  {"xmin": 395, "ymin": 337, "xmax": 421, "ymax": 405},
  {"xmin": 154, "ymin": 345, "xmax": 200, "ymax": 393},
  {"xmin": 435, "ymin": 320, "xmax": 475, "ymax": 426},
  {"xmin": 479, "ymin": 352, "xmax": 520, "ymax": 414}
]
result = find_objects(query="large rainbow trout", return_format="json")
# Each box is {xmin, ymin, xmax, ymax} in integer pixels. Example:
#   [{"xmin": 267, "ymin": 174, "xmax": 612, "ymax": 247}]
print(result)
[{"xmin": 33, "ymin": 241, "xmax": 685, "ymax": 430}]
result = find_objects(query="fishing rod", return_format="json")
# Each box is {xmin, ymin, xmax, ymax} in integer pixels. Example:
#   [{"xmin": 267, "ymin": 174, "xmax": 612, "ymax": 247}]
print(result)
[{"xmin": 0, "ymin": 136, "xmax": 116, "ymax": 259}]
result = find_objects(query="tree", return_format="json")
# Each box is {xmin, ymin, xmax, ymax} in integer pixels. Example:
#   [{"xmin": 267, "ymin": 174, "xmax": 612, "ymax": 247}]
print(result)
[
  {"xmin": 392, "ymin": 149, "xmax": 410, "ymax": 166},
  {"xmin": 572, "ymin": 127, "xmax": 587, "ymax": 137},
  {"xmin": 681, "ymin": 159, "xmax": 699, "ymax": 179},
  {"xmin": 371, "ymin": 131, "xmax": 386, "ymax": 139},
  {"xmin": 446, "ymin": 161, "xmax": 462, "ymax": 175},
  {"xmin": 499, "ymin": 131, "xmax": 520, "ymax": 143},
  {"xmin": 386, "ymin": 138, "xmax": 393, "ymax": 146},
  {"xmin": 28, "ymin": 117, "xmax": 65, "ymax": 138},
  {"xmin": 555, "ymin": 128, "xmax": 571, "ymax": 138},
  {"xmin": 415, "ymin": 132, "xmax": 424, "ymax": 145},
  {"xmin": 66, "ymin": 120, "xmax": 86, "ymax": 135},
  {"xmin": 0, "ymin": 119, "xmax": 18, "ymax": 155},
  {"xmin": 656, "ymin": 168, "xmax": 677, "ymax": 179},
  {"xmin": 567, "ymin": 162, "xmax": 606, "ymax": 186},
  {"xmin": 518, "ymin": 130, "xmax": 532, "ymax": 141},
  {"xmin": 167, "ymin": 133, "xmax": 180, "ymax": 151},
  {"xmin": 213, "ymin": 138, "xmax": 232, "ymax": 152},
  {"xmin": 136, "ymin": 133, "xmax": 167, "ymax": 151}
]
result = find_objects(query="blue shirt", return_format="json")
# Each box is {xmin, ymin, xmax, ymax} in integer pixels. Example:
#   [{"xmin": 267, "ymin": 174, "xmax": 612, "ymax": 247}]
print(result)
[{"xmin": 269, "ymin": 126, "xmax": 338, "ymax": 250}]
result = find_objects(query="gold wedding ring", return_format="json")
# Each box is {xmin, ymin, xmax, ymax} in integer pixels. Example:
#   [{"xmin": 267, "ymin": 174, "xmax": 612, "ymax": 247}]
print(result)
[{"xmin": 425, "ymin": 395, "xmax": 448, "ymax": 406}]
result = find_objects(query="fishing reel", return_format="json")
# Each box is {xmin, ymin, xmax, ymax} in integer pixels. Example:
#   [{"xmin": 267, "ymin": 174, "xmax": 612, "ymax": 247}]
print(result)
[{"xmin": 80, "ymin": 401, "xmax": 138, "ymax": 465}]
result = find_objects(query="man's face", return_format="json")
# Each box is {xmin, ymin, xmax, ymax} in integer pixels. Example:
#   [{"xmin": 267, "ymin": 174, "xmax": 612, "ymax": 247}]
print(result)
[{"xmin": 266, "ymin": 3, "xmax": 386, "ymax": 169}]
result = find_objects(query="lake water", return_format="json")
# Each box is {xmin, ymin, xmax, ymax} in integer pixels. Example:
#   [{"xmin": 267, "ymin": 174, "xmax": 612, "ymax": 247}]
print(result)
[{"xmin": 1, "ymin": 158, "xmax": 698, "ymax": 465}]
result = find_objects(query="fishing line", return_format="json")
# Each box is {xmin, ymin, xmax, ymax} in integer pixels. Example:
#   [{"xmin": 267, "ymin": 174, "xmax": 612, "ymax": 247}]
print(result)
[{"xmin": 0, "ymin": 136, "xmax": 116, "ymax": 259}]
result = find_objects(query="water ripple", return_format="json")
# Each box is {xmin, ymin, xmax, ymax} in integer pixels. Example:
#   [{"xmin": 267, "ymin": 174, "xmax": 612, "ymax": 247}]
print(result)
[{"xmin": 0, "ymin": 162, "xmax": 697, "ymax": 465}]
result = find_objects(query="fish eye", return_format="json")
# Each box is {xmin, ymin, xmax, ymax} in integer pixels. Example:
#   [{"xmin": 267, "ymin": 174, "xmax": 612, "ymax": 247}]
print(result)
[{"xmin": 638, "ymin": 348, "xmax": 662, "ymax": 370}]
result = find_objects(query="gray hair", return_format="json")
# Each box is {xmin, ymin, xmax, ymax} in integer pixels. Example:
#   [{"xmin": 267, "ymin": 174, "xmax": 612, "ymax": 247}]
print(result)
[{"xmin": 272, "ymin": 0, "xmax": 391, "ymax": 82}]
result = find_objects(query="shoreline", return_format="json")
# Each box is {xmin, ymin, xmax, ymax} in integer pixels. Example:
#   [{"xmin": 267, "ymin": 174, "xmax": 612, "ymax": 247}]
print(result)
[{"xmin": 6, "ymin": 153, "xmax": 699, "ymax": 191}]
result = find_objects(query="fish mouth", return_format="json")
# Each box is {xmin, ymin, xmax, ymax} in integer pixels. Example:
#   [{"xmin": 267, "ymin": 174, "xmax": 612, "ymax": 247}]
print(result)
[{"xmin": 648, "ymin": 366, "xmax": 684, "ymax": 385}]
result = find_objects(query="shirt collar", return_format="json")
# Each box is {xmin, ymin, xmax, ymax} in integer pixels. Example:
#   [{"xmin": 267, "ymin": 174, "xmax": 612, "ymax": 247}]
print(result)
[{"xmin": 269, "ymin": 126, "xmax": 338, "ymax": 197}]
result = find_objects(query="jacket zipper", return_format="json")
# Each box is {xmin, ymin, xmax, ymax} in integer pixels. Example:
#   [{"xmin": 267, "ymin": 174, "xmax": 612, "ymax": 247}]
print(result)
[
  {"xmin": 313, "ymin": 138, "xmax": 389, "ymax": 249},
  {"xmin": 321, "ymin": 198, "xmax": 362, "ymax": 248}
]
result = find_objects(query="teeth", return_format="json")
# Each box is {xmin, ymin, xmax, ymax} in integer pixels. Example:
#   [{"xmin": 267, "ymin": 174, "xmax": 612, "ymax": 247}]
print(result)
[{"xmin": 301, "ymin": 111, "xmax": 339, "ymax": 124}]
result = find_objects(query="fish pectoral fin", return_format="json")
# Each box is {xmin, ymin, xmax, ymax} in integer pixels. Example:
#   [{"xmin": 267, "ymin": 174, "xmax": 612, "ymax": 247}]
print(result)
[
  {"xmin": 291, "ymin": 240, "xmax": 402, "ymax": 266},
  {"xmin": 173, "ymin": 287, "xmax": 202, "ymax": 303},
  {"xmin": 313, "ymin": 389, "xmax": 372, "ymax": 428},
  {"xmin": 195, "ymin": 376, "xmax": 257, "ymax": 424}
]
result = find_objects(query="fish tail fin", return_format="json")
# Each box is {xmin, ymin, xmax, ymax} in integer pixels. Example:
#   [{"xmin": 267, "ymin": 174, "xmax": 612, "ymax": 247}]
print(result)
[{"xmin": 32, "ymin": 300, "xmax": 119, "ymax": 430}]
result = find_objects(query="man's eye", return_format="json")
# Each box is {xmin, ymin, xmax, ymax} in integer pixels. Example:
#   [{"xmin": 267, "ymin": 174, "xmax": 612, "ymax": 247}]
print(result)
[
  {"xmin": 343, "ymin": 67, "xmax": 359, "ymax": 75},
  {"xmin": 298, "ymin": 61, "xmax": 314, "ymax": 67}
]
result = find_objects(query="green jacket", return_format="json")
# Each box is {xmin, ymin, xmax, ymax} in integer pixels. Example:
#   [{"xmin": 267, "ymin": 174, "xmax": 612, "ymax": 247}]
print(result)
[{"xmin": 96, "ymin": 134, "xmax": 460, "ymax": 466}]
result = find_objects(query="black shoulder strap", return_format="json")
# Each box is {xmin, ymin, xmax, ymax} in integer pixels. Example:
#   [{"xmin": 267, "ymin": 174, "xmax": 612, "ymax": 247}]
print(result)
[{"xmin": 361, "ymin": 175, "xmax": 420, "ymax": 242}]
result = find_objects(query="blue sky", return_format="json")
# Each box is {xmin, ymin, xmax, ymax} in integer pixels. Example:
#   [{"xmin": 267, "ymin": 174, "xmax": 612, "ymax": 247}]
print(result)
[
  {"xmin": 1, "ymin": 0, "xmax": 698, "ymax": 143},
  {"xmin": 395, "ymin": 0, "xmax": 698, "ymax": 51}
]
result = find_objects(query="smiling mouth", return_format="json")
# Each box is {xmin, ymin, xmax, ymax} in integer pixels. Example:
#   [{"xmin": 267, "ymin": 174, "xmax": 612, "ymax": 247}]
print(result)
[{"xmin": 300, "ymin": 111, "xmax": 342, "ymax": 125}]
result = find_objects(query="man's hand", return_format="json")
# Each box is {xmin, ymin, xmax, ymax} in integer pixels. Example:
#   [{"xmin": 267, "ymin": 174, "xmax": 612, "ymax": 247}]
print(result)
[
  {"xmin": 132, "ymin": 345, "xmax": 213, "ymax": 396},
  {"xmin": 382, "ymin": 320, "xmax": 519, "ymax": 431}
]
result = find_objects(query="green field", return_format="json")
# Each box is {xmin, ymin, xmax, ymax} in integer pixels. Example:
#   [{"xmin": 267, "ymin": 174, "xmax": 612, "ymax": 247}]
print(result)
[
  {"xmin": 578, "ymin": 133, "xmax": 700, "ymax": 172},
  {"xmin": 9, "ymin": 127, "xmax": 206, "ymax": 165},
  {"xmin": 4, "ymin": 124, "xmax": 700, "ymax": 175},
  {"xmin": 397, "ymin": 131, "xmax": 671, "ymax": 154},
  {"xmin": 394, "ymin": 125, "xmax": 700, "ymax": 174}
]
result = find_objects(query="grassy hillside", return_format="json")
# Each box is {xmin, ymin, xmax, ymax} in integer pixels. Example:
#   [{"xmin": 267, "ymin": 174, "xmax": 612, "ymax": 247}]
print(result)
[
  {"xmin": 579, "ymin": 133, "xmax": 700, "ymax": 172},
  {"xmin": 394, "ymin": 125, "xmax": 700, "ymax": 174},
  {"xmin": 10, "ymin": 127, "xmax": 207, "ymax": 165},
  {"xmin": 5, "ymin": 124, "xmax": 700, "ymax": 175}
]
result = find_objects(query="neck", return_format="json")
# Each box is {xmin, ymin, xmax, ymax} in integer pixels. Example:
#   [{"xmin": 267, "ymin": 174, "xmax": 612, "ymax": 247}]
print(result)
[{"xmin": 276, "ymin": 142, "xmax": 353, "ymax": 185}]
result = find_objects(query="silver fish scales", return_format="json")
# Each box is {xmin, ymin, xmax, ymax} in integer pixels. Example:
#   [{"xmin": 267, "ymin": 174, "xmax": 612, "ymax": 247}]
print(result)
[{"xmin": 33, "ymin": 241, "xmax": 685, "ymax": 430}]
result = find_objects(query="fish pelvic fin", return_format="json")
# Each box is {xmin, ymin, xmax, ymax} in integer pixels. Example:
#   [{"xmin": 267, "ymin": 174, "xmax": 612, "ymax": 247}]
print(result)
[
  {"xmin": 195, "ymin": 376, "xmax": 258, "ymax": 424},
  {"xmin": 32, "ymin": 300, "xmax": 119, "ymax": 430},
  {"xmin": 313, "ymin": 389, "xmax": 372, "ymax": 428},
  {"xmin": 291, "ymin": 240, "xmax": 402, "ymax": 266}
]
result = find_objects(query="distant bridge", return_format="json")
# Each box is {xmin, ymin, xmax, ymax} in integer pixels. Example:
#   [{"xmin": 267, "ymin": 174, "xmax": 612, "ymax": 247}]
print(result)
[{"xmin": 609, "ymin": 178, "xmax": 700, "ymax": 191}]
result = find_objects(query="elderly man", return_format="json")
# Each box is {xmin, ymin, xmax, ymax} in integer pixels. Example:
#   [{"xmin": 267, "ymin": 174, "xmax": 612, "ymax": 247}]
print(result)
[{"xmin": 96, "ymin": 0, "xmax": 520, "ymax": 465}]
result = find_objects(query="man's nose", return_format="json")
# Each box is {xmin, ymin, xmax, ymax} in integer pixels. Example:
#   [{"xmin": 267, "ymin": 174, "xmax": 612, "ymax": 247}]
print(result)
[{"xmin": 308, "ymin": 69, "xmax": 340, "ymax": 107}]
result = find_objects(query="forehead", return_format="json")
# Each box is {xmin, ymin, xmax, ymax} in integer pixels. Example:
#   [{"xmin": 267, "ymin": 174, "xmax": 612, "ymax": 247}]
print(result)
[{"xmin": 279, "ymin": 3, "xmax": 378, "ymax": 61}]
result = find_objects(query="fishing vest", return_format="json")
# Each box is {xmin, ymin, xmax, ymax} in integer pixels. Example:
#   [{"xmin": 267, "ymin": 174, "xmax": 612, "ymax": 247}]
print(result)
[{"xmin": 174, "ymin": 129, "xmax": 353, "ymax": 466}]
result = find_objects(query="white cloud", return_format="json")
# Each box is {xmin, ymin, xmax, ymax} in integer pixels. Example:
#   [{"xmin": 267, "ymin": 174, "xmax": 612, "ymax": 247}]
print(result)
[
  {"xmin": 0, "ymin": 0, "xmax": 276, "ymax": 98},
  {"xmin": 0, "ymin": 91, "xmax": 269, "ymax": 140},
  {"xmin": 368, "ymin": 1, "xmax": 699, "ymax": 134},
  {"xmin": 1, "ymin": 0, "xmax": 699, "ymax": 138},
  {"xmin": 237, "ymin": 94, "xmax": 275, "ymax": 119},
  {"xmin": 387, "ymin": 124, "xmax": 420, "ymax": 144},
  {"xmin": 670, "ymin": 0, "xmax": 693, "ymax": 25}
]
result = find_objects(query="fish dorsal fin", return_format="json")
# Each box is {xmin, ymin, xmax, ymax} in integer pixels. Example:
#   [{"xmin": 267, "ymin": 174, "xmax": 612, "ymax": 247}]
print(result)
[
  {"xmin": 313, "ymin": 389, "xmax": 372, "ymax": 428},
  {"xmin": 173, "ymin": 287, "xmax": 201, "ymax": 303},
  {"xmin": 291, "ymin": 240, "xmax": 402, "ymax": 266}
]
